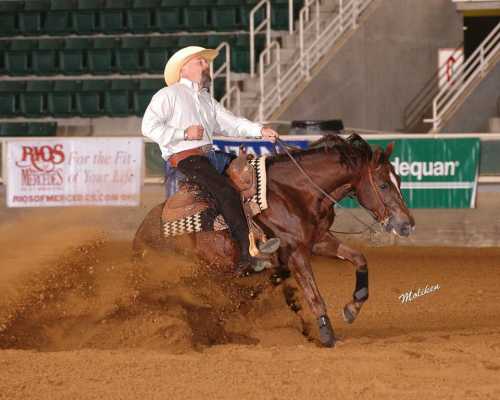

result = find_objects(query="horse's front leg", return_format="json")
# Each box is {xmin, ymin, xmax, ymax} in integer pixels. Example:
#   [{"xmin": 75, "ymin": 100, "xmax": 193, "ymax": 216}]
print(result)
[
  {"xmin": 288, "ymin": 245, "xmax": 336, "ymax": 347},
  {"xmin": 313, "ymin": 232, "xmax": 369, "ymax": 324}
]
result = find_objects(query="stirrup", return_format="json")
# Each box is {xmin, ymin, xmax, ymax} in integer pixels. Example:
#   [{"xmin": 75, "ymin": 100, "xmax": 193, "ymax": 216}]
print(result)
[{"xmin": 258, "ymin": 237, "xmax": 281, "ymax": 254}]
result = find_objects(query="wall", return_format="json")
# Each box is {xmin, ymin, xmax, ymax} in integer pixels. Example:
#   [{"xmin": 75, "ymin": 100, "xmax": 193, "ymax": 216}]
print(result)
[{"xmin": 280, "ymin": 0, "xmax": 463, "ymax": 132}]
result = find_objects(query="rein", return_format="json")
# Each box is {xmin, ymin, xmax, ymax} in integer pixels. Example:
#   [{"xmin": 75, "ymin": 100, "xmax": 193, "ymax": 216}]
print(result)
[{"xmin": 275, "ymin": 138, "xmax": 379, "ymax": 235}]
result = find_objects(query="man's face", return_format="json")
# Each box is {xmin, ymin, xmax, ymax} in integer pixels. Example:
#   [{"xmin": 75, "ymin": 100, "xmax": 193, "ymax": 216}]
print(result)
[{"xmin": 181, "ymin": 55, "xmax": 211, "ymax": 89}]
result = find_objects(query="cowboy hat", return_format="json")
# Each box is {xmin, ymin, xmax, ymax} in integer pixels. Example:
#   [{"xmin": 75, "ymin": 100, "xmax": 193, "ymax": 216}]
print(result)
[{"xmin": 164, "ymin": 46, "xmax": 219, "ymax": 86}]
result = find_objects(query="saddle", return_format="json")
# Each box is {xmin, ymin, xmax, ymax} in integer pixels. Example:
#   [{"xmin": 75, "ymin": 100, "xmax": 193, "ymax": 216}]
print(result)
[
  {"xmin": 161, "ymin": 148, "xmax": 278, "ymax": 259},
  {"xmin": 162, "ymin": 148, "xmax": 257, "ymax": 223}
]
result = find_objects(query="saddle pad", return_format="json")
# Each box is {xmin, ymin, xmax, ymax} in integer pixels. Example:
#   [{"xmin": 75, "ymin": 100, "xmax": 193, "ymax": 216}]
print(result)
[{"xmin": 163, "ymin": 155, "xmax": 268, "ymax": 238}]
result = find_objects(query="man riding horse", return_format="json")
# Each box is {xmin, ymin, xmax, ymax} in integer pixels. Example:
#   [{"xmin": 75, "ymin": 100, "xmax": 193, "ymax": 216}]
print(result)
[{"xmin": 141, "ymin": 45, "xmax": 280, "ymax": 275}]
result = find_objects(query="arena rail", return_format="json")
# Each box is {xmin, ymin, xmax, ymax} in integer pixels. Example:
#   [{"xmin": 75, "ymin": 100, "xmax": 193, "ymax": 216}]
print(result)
[
  {"xmin": 250, "ymin": 0, "xmax": 272, "ymax": 77},
  {"xmin": 2, "ymin": 133, "xmax": 500, "ymax": 186}
]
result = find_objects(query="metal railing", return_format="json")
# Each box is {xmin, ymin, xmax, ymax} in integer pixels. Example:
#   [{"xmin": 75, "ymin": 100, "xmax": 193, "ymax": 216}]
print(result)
[
  {"xmin": 258, "ymin": 41, "xmax": 281, "ymax": 120},
  {"xmin": 210, "ymin": 41, "xmax": 231, "ymax": 100},
  {"xmin": 403, "ymin": 43, "xmax": 464, "ymax": 132},
  {"xmin": 257, "ymin": 0, "xmax": 374, "ymax": 121},
  {"xmin": 250, "ymin": 0, "xmax": 271, "ymax": 77},
  {"xmin": 424, "ymin": 21, "xmax": 500, "ymax": 132}
]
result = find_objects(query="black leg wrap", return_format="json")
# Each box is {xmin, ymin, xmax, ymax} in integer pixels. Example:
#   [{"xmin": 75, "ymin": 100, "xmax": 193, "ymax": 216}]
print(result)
[{"xmin": 353, "ymin": 268, "xmax": 369, "ymax": 301}]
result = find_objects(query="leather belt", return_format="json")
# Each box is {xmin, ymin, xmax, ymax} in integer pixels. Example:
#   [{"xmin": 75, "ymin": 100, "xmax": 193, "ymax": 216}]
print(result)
[{"xmin": 169, "ymin": 145, "xmax": 212, "ymax": 167}]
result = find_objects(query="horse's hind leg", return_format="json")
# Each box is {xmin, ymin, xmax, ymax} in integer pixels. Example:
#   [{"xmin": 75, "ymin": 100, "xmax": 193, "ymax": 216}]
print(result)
[{"xmin": 313, "ymin": 232, "xmax": 369, "ymax": 324}]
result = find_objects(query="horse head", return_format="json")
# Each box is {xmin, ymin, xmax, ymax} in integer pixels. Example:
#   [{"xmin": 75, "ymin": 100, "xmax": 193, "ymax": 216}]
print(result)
[{"xmin": 353, "ymin": 143, "xmax": 415, "ymax": 237}]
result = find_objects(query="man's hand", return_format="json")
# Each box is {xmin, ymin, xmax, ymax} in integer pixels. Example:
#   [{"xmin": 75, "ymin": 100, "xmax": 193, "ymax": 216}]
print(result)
[
  {"xmin": 261, "ymin": 127, "xmax": 279, "ymax": 143},
  {"xmin": 185, "ymin": 125, "xmax": 204, "ymax": 140}
]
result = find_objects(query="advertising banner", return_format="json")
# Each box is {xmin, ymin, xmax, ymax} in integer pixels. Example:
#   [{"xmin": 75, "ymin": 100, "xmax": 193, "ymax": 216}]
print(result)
[
  {"xmin": 6, "ymin": 138, "xmax": 143, "ymax": 207},
  {"xmin": 214, "ymin": 137, "xmax": 481, "ymax": 208}
]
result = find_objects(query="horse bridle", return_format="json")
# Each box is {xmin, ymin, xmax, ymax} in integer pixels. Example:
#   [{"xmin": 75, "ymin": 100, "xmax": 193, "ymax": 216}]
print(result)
[
  {"xmin": 366, "ymin": 166, "xmax": 392, "ymax": 225},
  {"xmin": 275, "ymin": 138, "xmax": 383, "ymax": 234}
]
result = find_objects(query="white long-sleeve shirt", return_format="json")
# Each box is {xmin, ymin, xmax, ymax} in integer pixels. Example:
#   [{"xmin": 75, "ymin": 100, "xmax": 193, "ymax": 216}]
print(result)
[{"xmin": 141, "ymin": 78, "xmax": 263, "ymax": 160}]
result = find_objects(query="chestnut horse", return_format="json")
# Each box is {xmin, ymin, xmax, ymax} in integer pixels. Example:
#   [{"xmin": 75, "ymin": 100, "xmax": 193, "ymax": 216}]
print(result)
[{"xmin": 133, "ymin": 134, "xmax": 415, "ymax": 347}]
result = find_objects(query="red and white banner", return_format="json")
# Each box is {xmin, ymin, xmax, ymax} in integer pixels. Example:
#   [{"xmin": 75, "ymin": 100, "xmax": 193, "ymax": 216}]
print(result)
[{"xmin": 6, "ymin": 138, "xmax": 143, "ymax": 207}]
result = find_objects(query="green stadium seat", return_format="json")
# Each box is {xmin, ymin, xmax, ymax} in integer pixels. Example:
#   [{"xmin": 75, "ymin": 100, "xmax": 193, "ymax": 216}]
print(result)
[
  {"xmin": 28, "ymin": 122, "xmax": 58, "ymax": 137},
  {"xmin": 144, "ymin": 36, "xmax": 177, "ymax": 73},
  {"xmin": 178, "ymin": 35, "xmax": 209, "ymax": 48},
  {"xmin": 33, "ymin": 39, "xmax": 64, "ymax": 75},
  {"xmin": 20, "ymin": 80, "xmax": 53, "ymax": 117},
  {"xmin": 77, "ymin": 80, "xmax": 108, "ymax": 117},
  {"xmin": 0, "ymin": 123, "xmax": 29, "ymax": 137},
  {"xmin": 240, "ymin": 2, "xmax": 265, "ymax": 28},
  {"xmin": 157, "ymin": 0, "xmax": 184, "ymax": 33},
  {"xmin": 60, "ymin": 38, "xmax": 91, "ymax": 74},
  {"xmin": 212, "ymin": 0, "xmax": 245, "ymax": 31},
  {"xmin": 0, "ymin": 41, "xmax": 8, "ymax": 75},
  {"xmin": 127, "ymin": 0, "xmax": 161, "ymax": 33},
  {"xmin": 183, "ymin": 7, "xmax": 209, "ymax": 31},
  {"xmin": 116, "ymin": 37, "xmax": 147, "ymax": 73},
  {"xmin": 5, "ymin": 40, "xmax": 37, "ymax": 76},
  {"xmin": 0, "ymin": 2, "xmax": 22, "ymax": 36},
  {"xmin": 43, "ymin": 1, "xmax": 76, "ymax": 35},
  {"xmin": 48, "ymin": 80, "xmax": 81, "ymax": 116},
  {"xmin": 105, "ymin": 80, "xmax": 137, "ymax": 116},
  {"xmin": 18, "ymin": 1, "xmax": 47, "ymax": 36},
  {"xmin": 88, "ymin": 37, "xmax": 118, "ymax": 74},
  {"xmin": 271, "ymin": 3, "xmax": 289, "ymax": 30},
  {"xmin": 100, "ymin": 0, "xmax": 130, "ymax": 33},
  {"xmin": 0, "ymin": 81, "xmax": 25, "ymax": 117},
  {"xmin": 0, "ymin": 122, "xmax": 57, "ymax": 137},
  {"xmin": 73, "ymin": 0, "xmax": 103, "ymax": 34},
  {"xmin": 133, "ymin": 79, "xmax": 163, "ymax": 115}
]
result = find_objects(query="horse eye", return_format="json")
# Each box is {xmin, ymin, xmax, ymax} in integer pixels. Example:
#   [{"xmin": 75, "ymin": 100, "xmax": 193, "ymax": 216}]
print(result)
[{"xmin": 380, "ymin": 183, "xmax": 389, "ymax": 190}]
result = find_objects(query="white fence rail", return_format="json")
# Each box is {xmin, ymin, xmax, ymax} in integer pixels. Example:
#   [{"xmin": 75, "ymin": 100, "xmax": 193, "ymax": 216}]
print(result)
[
  {"xmin": 210, "ymin": 41, "xmax": 231, "ymax": 100},
  {"xmin": 257, "ymin": 0, "xmax": 374, "ymax": 121},
  {"xmin": 424, "ymin": 21, "xmax": 500, "ymax": 132},
  {"xmin": 250, "ymin": 0, "xmax": 272, "ymax": 77}
]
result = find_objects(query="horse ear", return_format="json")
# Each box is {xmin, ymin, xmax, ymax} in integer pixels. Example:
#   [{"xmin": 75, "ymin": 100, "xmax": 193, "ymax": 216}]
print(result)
[
  {"xmin": 384, "ymin": 142, "xmax": 394, "ymax": 159},
  {"xmin": 238, "ymin": 145, "xmax": 247, "ymax": 157},
  {"xmin": 371, "ymin": 147, "xmax": 382, "ymax": 166}
]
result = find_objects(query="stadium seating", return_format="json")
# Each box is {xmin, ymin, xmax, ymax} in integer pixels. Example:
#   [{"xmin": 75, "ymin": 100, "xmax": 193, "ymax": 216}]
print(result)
[
  {"xmin": 0, "ymin": 122, "xmax": 58, "ymax": 137},
  {"xmin": 1, "ymin": 0, "xmax": 299, "ymax": 36},
  {"xmin": 1, "ymin": 35, "xmax": 265, "ymax": 75},
  {"xmin": 20, "ymin": 80, "xmax": 52, "ymax": 117},
  {"xmin": 0, "ymin": 0, "xmax": 303, "ymax": 128},
  {"xmin": 0, "ymin": 81, "xmax": 25, "ymax": 117}
]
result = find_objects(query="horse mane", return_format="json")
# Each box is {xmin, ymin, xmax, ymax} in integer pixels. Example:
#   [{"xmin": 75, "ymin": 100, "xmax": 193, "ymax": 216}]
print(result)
[{"xmin": 268, "ymin": 132, "xmax": 374, "ymax": 169}]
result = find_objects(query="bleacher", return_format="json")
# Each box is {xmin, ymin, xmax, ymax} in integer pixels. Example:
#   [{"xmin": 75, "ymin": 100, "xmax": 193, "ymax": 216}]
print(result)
[{"xmin": 0, "ymin": 0, "xmax": 303, "ymax": 137}]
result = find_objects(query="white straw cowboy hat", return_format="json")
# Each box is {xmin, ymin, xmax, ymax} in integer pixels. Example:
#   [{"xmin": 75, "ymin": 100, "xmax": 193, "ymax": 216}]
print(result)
[{"xmin": 164, "ymin": 46, "xmax": 219, "ymax": 86}]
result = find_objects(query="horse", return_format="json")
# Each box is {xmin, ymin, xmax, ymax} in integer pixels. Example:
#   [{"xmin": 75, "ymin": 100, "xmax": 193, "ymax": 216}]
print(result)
[{"xmin": 133, "ymin": 133, "xmax": 415, "ymax": 347}]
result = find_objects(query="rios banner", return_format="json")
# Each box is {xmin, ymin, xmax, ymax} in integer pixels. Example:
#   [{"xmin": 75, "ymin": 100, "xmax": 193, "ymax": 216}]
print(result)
[
  {"xmin": 6, "ymin": 138, "xmax": 143, "ymax": 207},
  {"xmin": 214, "ymin": 137, "xmax": 480, "ymax": 209}
]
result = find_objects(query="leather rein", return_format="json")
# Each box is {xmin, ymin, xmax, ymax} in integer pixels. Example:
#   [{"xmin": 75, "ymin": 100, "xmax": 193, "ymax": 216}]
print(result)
[{"xmin": 275, "ymin": 138, "xmax": 391, "ymax": 235}]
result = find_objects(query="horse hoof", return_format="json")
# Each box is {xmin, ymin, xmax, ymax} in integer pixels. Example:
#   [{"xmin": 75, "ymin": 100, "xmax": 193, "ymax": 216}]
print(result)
[
  {"xmin": 318, "ymin": 315, "xmax": 336, "ymax": 348},
  {"xmin": 258, "ymin": 238, "xmax": 281, "ymax": 254},
  {"xmin": 342, "ymin": 304, "xmax": 357, "ymax": 324}
]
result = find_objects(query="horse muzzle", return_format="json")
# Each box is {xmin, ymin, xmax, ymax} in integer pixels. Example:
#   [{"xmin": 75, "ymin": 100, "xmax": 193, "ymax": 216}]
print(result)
[{"xmin": 384, "ymin": 215, "xmax": 415, "ymax": 237}]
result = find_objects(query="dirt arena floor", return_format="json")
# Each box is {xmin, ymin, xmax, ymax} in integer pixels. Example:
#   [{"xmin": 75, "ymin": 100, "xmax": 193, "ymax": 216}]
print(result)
[{"xmin": 1, "ymin": 204, "xmax": 500, "ymax": 400}]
